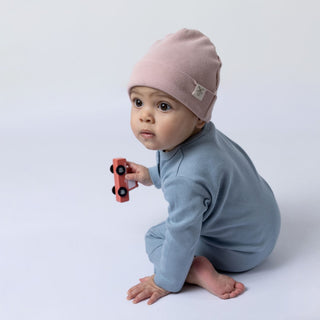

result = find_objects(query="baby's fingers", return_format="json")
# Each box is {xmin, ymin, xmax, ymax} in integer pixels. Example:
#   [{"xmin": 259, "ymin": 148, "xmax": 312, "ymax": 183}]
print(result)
[
  {"xmin": 147, "ymin": 291, "xmax": 163, "ymax": 305},
  {"xmin": 139, "ymin": 276, "xmax": 151, "ymax": 282},
  {"xmin": 133, "ymin": 289, "xmax": 152, "ymax": 304},
  {"xmin": 126, "ymin": 161, "xmax": 139, "ymax": 173},
  {"xmin": 125, "ymin": 172, "xmax": 138, "ymax": 181},
  {"xmin": 127, "ymin": 283, "xmax": 143, "ymax": 300}
]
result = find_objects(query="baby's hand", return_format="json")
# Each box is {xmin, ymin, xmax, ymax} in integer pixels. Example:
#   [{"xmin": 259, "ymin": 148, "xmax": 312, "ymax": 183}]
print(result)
[
  {"xmin": 125, "ymin": 161, "xmax": 153, "ymax": 186},
  {"xmin": 127, "ymin": 275, "xmax": 170, "ymax": 305}
]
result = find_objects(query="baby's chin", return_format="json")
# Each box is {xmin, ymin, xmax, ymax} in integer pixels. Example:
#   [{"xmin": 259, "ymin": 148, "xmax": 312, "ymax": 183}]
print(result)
[
  {"xmin": 137, "ymin": 137, "xmax": 174, "ymax": 151},
  {"xmin": 137, "ymin": 140, "xmax": 159, "ymax": 151},
  {"xmin": 143, "ymin": 144, "xmax": 159, "ymax": 151}
]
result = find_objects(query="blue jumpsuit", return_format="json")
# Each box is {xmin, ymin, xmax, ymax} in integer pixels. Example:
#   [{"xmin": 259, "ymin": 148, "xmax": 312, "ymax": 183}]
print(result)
[{"xmin": 146, "ymin": 122, "xmax": 280, "ymax": 292}]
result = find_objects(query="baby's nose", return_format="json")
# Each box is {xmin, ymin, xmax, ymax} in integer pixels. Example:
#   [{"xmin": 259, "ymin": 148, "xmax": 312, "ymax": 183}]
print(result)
[{"xmin": 140, "ymin": 107, "xmax": 154, "ymax": 123}]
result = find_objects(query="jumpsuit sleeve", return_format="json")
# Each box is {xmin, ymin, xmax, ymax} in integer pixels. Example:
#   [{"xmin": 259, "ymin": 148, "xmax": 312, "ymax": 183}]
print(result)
[
  {"xmin": 148, "ymin": 150, "xmax": 161, "ymax": 189},
  {"xmin": 148, "ymin": 165, "xmax": 161, "ymax": 189},
  {"xmin": 153, "ymin": 176, "xmax": 211, "ymax": 292}
]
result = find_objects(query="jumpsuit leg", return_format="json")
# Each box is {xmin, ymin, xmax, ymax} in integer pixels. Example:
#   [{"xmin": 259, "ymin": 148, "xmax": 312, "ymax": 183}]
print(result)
[
  {"xmin": 145, "ymin": 223, "xmax": 274, "ymax": 274},
  {"xmin": 195, "ymin": 240, "xmax": 272, "ymax": 273},
  {"xmin": 145, "ymin": 221, "xmax": 166, "ymax": 266}
]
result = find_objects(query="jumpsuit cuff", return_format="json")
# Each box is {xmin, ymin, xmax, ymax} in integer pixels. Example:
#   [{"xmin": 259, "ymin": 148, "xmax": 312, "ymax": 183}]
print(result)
[{"xmin": 154, "ymin": 273, "xmax": 183, "ymax": 293}]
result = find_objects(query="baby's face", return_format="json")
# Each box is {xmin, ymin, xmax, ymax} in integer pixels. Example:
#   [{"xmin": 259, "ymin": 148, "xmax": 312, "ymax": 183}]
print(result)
[{"xmin": 130, "ymin": 86, "xmax": 204, "ymax": 151}]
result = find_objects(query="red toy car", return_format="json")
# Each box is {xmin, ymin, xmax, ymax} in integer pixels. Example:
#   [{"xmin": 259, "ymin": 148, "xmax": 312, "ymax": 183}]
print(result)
[{"xmin": 110, "ymin": 158, "xmax": 138, "ymax": 202}]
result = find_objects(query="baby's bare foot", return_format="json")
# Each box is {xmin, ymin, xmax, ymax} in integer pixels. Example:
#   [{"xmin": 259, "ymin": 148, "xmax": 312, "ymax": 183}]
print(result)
[{"xmin": 186, "ymin": 256, "xmax": 245, "ymax": 299}]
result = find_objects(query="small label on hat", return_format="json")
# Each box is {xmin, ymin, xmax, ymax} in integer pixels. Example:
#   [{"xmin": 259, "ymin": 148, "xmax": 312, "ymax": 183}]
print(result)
[{"xmin": 192, "ymin": 83, "xmax": 207, "ymax": 101}]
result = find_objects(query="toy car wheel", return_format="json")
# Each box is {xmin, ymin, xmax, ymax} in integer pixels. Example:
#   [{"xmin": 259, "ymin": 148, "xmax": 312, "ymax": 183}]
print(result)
[
  {"xmin": 116, "ymin": 165, "xmax": 126, "ymax": 175},
  {"xmin": 118, "ymin": 187, "xmax": 127, "ymax": 197},
  {"xmin": 110, "ymin": 165, "xmax": 114, "ymax": 174},
  {"xmin": 112, "ymin": 186, "xmax": 115, "ymax": 194}
]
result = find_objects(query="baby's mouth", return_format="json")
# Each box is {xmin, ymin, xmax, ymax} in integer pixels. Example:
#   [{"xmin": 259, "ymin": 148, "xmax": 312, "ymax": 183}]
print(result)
[{"xmin": 140, "ymin": 130, "xmax": 155, "ymax": 138}]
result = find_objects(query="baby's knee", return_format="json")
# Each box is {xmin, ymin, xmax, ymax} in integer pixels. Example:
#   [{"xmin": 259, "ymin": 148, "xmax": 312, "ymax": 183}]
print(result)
[
  {"xmin": 145, "ymin": 221, "xmax": 166, "ymax": 241},
  {"xmin": 145, "ymin": 222, "xmax": 166, "ymax": 260}
]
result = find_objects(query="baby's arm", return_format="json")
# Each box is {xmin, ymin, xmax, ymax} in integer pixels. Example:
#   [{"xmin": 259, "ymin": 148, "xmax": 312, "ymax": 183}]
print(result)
[{"xmin": 125, "ymin": 161, "xmax": 153, "ymax": 186}]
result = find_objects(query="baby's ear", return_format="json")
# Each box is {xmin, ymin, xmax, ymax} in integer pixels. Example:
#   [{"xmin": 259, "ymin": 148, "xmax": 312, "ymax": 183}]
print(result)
[{"xmin": 197, "ymin": 119, "xmax": 206, "ymax": 129}]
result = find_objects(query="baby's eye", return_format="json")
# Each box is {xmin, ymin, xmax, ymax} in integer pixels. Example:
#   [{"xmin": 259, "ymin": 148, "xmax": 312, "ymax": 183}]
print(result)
[
  {"xmin": 134, "ymin": 98, "xmax": 143, "ymax": 108},
  {"xmin": 158, "ymin": 102, "xmax": 171, "ymax": 112}
]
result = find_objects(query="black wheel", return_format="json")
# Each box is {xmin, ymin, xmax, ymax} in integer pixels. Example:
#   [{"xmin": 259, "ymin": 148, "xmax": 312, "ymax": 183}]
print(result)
[
  {"xmin": 116, "ymin": 165, "xmax": 126, "ymax": 175},
  {"xmin": 118, "ymin": 187, "xmax": 127, "ymax": 197},
  {"xmin": 112, "ymin": 186, "xmax": 115, "ymax": 194},
  {"xmin": 110, "ymin": 165, "xmax": 114, "ymax": 174}
]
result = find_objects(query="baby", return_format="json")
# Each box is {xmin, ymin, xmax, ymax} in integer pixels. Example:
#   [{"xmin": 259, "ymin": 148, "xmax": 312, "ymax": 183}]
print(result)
[{"xmin": 125, "ymin": 29, "xmax": 281, "ymax": 305}]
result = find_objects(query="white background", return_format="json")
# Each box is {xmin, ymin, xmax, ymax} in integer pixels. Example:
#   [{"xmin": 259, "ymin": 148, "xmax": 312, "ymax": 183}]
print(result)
[{"xmin": 1, "ymin": 0, "xmax": 319, "ymax": 319}]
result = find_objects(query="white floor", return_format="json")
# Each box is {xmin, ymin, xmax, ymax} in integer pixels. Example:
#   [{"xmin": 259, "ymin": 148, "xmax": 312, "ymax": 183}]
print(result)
[{"xmin": 1, "ymin": 91, "xmax": 319, "ymax": 320}]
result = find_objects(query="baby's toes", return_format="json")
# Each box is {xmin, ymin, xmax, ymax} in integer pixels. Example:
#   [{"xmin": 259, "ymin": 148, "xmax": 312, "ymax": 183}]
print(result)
[
  {"xmin": 220, "ymin": 292, "xmax": 231, "ymax": 299},
  {"xmin": 229, "ymin": 282, "xmax": 245, "ymax": 298},
  {"xmin": 235, "ymin": 281, "xmax": 245, "ymax": 293}
]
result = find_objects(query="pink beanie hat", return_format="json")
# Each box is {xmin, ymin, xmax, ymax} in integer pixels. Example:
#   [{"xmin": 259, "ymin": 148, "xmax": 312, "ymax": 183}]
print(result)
[{"xmin": 128, "ymin": 28, "xmax": 222, "ymax": 122}]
